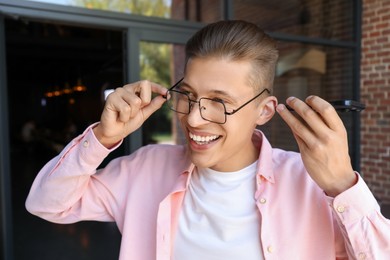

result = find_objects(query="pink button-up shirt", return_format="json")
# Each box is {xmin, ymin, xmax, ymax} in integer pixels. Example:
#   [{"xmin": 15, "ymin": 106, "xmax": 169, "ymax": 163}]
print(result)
[{"xmin": 26, "ymin": 125, "xmax": 390, "ymax": 259}]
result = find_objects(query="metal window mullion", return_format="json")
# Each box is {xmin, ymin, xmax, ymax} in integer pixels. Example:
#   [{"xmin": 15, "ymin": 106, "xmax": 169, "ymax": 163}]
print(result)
[
  {"xmin": 353, "ymin": 0, "xmax": 362, "ymax": 172},
  {"xmin": 224, "ymin": 0, "xmax": 234, "ymax": 20},
  {"xmin": 124, "ymin": 28, "xmax": 142, "ymax": 154},
  {"xmin": 0, "ymin": 13, "xmax": 14, "ymax": 260}
]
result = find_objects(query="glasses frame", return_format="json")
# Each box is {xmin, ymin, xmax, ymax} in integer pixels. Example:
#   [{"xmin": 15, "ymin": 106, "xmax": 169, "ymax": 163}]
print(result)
[{"xmin": 164, "ymin": 78, "xmax": 271, "ymax": 124}]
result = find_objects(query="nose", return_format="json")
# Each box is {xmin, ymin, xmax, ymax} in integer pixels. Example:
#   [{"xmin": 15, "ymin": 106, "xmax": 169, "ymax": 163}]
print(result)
[{"xmin": 187, "ymin": 100, "xmax": 208, "ymax": 127}]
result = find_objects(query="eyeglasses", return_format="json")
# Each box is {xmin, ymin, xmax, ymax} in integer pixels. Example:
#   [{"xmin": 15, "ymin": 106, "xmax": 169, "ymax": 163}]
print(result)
[{"xmin": 164, "ymin": 78, "xmax": 270, "ymax": 124}]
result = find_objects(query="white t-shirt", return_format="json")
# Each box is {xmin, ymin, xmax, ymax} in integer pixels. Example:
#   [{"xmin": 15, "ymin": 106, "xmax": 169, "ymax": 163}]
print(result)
[{"xmin": 174, "ymin": 161, "xmax": 264, "ymax": 260}]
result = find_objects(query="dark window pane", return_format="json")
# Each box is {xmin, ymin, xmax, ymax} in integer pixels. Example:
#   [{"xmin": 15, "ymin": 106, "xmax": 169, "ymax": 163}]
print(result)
[{"xmin": 6, "ymin": 19, "xmax": 124, "ymax": 259}]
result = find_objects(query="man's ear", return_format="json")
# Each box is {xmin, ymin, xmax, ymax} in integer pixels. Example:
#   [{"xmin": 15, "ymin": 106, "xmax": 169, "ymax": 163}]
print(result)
[{"xmin": 256, "ymin": 96, "xmax": 278, "ymax": 125}]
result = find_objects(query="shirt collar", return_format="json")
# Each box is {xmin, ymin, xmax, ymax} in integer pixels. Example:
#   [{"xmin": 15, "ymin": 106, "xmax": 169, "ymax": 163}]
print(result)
[{"xmin": 252, "ymin": 129, "xmax": 275, "ymax": 184}]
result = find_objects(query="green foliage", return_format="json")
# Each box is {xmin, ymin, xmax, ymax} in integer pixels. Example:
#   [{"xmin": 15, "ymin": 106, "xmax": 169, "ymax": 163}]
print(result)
[
  {"xmin": 71, "ymin": 0, "xmax": 171, "ymax": 18},
  {"xmin": 140, "ymin": 42, "xmax": 171, "ymax": 86},
  {"xmin": 140, "ymin": 42, "xmax": 174, "ymax": 136}
]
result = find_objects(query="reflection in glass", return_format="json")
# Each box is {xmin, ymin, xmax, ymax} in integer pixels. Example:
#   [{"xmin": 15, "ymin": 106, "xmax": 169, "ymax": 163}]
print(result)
[
  {"xmin": 234, "ymin": 0, "xmax": 354, "ymax": 41},
  {"xmin": 139, "ymin": 41, "xmax": 185, "ymax": 146},
  {"xmin": 24, "ymin": 0, "xmax": 223, "ymax": 22},
  {"xmin": 260, "ymin": 42, "xmax": 355, "ymax": 153},
  {"xmin": 6, "ymin": 18, "xmax": 124, "ymax": 259}
]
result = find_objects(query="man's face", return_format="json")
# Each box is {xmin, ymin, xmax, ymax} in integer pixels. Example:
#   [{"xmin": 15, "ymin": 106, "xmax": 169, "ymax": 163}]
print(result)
[{"xmin": 178, "ymin": 57, "xmax": 270, "ymax": 172}]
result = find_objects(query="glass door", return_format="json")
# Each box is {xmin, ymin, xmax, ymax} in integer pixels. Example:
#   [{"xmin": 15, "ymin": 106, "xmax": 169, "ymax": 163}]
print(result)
[
  {"xmin": 5, "ymin": 18, "xmax": 125, "ymax": 260},
  {"xmin": 125, "ymin": 27, "xmax": 193, "ymax": 152},
  {"xmin": 139, "ymin": 41, "xmax": 186, "ymax": 146}
]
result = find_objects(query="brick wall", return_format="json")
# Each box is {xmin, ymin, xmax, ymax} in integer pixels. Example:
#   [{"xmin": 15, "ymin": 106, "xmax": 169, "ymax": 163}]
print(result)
[{"xmin": 361, "ymin": 0, "xmax": 390, "ymax": 204}]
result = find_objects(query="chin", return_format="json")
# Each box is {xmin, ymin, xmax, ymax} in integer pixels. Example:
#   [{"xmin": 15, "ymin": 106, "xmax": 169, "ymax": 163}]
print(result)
[{"xmin": 188, "ymin": 153, "xmax": 214, "ymax": 169}]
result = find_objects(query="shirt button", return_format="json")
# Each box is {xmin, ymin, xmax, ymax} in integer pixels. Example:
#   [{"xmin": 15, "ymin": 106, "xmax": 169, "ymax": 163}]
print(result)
[
  {"xmin": 358, "ymin": 252, "xmax": 366, "ymax": 259},
  {"xmin": 259, "ymin": 198, "xmax": 267, "ymax": 204},
  {"xmin": 83, "ymin": 140, "xmax": 89, "ymax": 148},
  {"xmin": 267, "ymin": 246, "xmax": 274, "ymax": 253},
  {"xmin": 336, "ymin": 205, "xmax": 346, "ymax": 213}
]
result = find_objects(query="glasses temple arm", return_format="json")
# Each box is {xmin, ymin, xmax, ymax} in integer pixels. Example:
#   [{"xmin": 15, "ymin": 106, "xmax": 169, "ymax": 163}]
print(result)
[{"xmin": 225, "ymin": 88, "xmax": 270, "ymax": 115}]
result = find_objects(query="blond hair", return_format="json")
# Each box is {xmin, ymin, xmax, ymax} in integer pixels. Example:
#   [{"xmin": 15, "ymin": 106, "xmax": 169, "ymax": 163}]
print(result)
[{"xmin": 185, "ymin": 20, "xmax": 279, "ymax": 92}]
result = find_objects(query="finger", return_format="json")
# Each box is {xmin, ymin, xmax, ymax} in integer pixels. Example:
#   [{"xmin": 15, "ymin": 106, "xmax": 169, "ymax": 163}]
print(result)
[
  {"xmin": 123, "ymin": 80, "xmax": 151, "ymax": 108},
  {"xmin": 304, "ymin": 96, "xmax": 345, "ymax": 132},
  {"xmin": 292, "ymin": 132, "xmax": 309, "ymax": 152},
  {"xmin": 276, "ymin": 103, "xmax": 315, "ymax": 141},
  {"xmin": 150, "ymin": 82, "xmax": 169, "ymax": 96},
  {"xmin": 127, "ymin": 81, "xmax": 167, "ymax": 107},
  {"xmin": 104, "ymin": 96, "xmax": 131, "ymax": 123},
  {"xmin": 285, "ymin": 96, "xmax": 335, "ymax": 140},
  {"xmin": 141, "ymin": 95, "xmax": 167, "ymax": 120},
  {"xmin": 277, "ymin": 104, "xmax": 326, "ymax": 156},
  {"xmin": 137, "ymin": 80, "xmax": 154, "ymax": 106},
  {"xmin": 121, "ymin": 81, "xmax": 168, "ymax": 119},
  {"xmin": 106, "ymin": 88, "xmax": 140, "ymax": 121},
  {"xmin": 131, "ymin": 81, "xmax": 168, "ymax": 117}
]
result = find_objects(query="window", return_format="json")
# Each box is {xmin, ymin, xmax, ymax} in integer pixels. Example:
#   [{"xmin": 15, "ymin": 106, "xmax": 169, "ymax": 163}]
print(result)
[{"xmin": 24, "ymin": 0, "xmax": 224, "ymax": 23}]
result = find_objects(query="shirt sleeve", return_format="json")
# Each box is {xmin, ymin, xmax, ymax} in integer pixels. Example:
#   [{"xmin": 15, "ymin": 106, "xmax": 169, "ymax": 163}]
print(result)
[
  {"xmin": 328, "ymin": 174, "xmax": 390, "ymax": 259},
  {"xmin": 25, "ymin": 123, "xmax": 123, "ymax": 224}
]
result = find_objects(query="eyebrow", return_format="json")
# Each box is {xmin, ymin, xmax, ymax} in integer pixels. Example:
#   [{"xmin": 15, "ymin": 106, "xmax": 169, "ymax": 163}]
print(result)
[{"xmin": 181, "ymin": 80, "xmax": 237, "ymax": 101}]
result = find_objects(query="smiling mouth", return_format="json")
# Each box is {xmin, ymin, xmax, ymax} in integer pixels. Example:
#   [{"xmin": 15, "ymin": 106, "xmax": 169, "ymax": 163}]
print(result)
[{"xmin": 189, "ymin": 132, "xmax": 221, "ymax": 145}]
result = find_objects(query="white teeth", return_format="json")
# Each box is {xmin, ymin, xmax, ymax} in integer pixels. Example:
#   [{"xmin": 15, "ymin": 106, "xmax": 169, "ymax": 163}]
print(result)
[{"xmin": 189, "ymin": 132, "xmax": 219, "ymax": 144}]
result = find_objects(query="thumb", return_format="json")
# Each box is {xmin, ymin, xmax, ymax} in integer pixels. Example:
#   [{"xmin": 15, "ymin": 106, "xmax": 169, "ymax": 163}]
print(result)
[{"xmin": 141, "ymin": 95, "xmax": 166, "ymax": 120}]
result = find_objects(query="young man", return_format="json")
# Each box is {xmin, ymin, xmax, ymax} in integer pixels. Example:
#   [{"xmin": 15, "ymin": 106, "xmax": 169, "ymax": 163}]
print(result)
[{"xmin": 26, "ymin": 20, "xmax": 390, "ymax": 259}]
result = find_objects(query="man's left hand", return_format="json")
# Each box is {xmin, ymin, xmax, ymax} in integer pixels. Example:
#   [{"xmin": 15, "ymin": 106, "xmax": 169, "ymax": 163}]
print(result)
[{"xmin": 276, "ymin": 96, "xmax": 357, "ymax": 197}]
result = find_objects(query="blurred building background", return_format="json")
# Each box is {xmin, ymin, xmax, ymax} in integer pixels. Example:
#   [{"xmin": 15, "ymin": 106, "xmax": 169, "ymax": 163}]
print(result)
[
  {"xmin": 0, "ymin": 0, "xmax": 388, "ymax": 259},
  {"xmin": 361, "ymin": 0, "xmax": 390, "ymax": 208}
]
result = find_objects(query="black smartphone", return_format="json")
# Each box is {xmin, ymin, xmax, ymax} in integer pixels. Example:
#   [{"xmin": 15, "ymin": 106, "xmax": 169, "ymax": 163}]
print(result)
[
  {"xmin": 286, "ymin": 99, "xmax": 365, "ymax": 112},
  {"xmin": 328, "ymin": 100, "xmax": 365, "ymax": 112}
]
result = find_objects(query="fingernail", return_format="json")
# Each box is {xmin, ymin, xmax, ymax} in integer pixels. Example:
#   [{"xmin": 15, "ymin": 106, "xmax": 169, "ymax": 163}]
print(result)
[
  {"xmin": 286, "ymin": 96, "xmax": 295, "ymax": 103},
  {"xmin": 276, "ymin": 104, "xmax": 286, "ymax": 112},
  {"xmin": 306, "ymin": 95, "xmax": 314, "ymax": 102}
]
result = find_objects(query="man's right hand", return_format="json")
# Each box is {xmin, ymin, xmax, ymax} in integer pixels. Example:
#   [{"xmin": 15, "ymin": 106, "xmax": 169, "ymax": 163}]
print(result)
[{"xmin": 93, "ymin": 80, "xmax": 168, "ymax": 148}]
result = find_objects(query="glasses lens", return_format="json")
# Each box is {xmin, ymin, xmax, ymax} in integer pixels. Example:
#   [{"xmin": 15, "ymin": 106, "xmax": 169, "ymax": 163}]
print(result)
[
  {"xmin": 167, "ymin": 90, "xmax": 190, "ymax": 114},
  {"xmin": 199, "ymin": 98, "xmax": 226, "ymax": 124},
  {"xmin": 167, "ymin": 90, "xmax": 227, "ymax": 124}
]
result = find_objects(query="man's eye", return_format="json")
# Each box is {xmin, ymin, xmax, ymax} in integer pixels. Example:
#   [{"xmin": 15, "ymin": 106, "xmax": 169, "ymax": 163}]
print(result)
[
  {"xmin": 178, "ymin": 90, "xmax": 195, "ymax": 99},
  {"xmin": 212, "ymin": 97, "xmax": 225, "ymax": 103},
  {"xmin": 212, "ymin": 96, "xmax": 234, "ymax": 104},
  {"xmin": 183, "ymin": 90, "xmax": 194, "ymax": 96}
]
